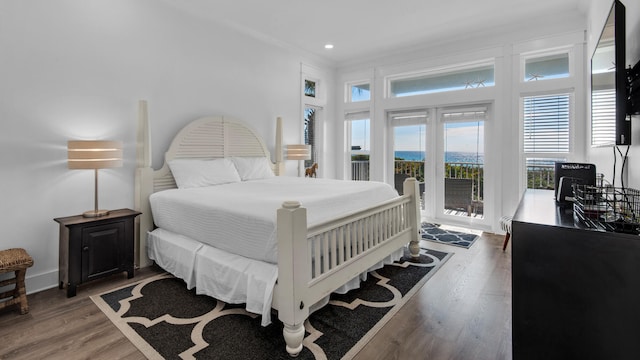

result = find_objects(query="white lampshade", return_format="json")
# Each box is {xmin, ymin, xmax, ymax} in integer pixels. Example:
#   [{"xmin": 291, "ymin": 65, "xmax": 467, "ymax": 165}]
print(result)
[{"xmin": 286, "ymin": 144, "xmax": 311, "ymax": 160}]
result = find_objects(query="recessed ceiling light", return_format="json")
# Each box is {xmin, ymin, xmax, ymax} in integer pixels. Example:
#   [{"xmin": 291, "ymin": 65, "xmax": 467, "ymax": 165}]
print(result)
[{"xmin": 324, "ymin": 44, "xmax": 334, "ymax": 49}]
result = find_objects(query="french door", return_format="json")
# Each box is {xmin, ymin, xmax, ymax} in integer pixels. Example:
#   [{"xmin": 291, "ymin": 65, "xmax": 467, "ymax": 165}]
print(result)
[
  {"xmin": 388, "ymin": 105, "xmax": 488, "ymax": 227},
  {"xmin": 389, "ymin": 111, "xmax": 428, "ymax": 197},
  {"xmin": 438, "ymin": 107, "xmax": 485, "ymax": 223}
]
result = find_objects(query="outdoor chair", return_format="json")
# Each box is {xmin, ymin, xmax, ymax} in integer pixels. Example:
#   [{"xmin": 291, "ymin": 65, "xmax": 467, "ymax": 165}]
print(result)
[{"xmin": 444, "ymin": 178, "xmax": 473, "ymax": 216}]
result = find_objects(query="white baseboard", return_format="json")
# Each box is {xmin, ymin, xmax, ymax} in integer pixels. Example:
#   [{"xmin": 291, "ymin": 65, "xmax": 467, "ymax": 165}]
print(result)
[{"xmin": 25, "ymin": 269, "xmax": 60, "ymax": 294}]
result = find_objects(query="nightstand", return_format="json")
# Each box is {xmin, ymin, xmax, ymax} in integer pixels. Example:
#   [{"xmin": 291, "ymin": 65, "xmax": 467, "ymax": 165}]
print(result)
[{"xmin": 54, "ymin": 208, "xmax": 141, "ymax": 297}]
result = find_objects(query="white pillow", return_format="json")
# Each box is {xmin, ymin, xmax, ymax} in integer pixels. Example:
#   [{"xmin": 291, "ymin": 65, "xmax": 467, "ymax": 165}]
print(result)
[
  {"xmin": 168, "ymin": 158, "xmax": 241, "ymax": 188},
  {"xmin": 230, "ymin": 157, "xmax": 275, "ymax": 181}
]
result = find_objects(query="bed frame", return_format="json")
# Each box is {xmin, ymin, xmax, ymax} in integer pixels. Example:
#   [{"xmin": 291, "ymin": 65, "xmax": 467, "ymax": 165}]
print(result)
[{"xmin": 133, "ymin": 100, "xmax": 421, "ymax": 356}]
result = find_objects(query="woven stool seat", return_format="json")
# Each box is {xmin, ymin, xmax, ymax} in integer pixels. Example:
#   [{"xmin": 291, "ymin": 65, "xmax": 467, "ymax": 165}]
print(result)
[{"xmin": 0, "ymin": 248, "xmax": 34, "ymax": 314}]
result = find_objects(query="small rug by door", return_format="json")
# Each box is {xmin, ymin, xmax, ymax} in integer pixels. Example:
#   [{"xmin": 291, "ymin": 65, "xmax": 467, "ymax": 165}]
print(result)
[
  {"xmin": 92, "ymin": 248, "xmax": 450, "ymax": 360},
  {"xmin": 421, "ymin": 222, "xmax": 479, "ymax": 248}
]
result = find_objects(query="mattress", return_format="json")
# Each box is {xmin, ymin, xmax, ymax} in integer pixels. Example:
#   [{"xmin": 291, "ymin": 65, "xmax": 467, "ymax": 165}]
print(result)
[{"xmin": 149, "ymin": 176, "xmax": 399, "ymax": 264}]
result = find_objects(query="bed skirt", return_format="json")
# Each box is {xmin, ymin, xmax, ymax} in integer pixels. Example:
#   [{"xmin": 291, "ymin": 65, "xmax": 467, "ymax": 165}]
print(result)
[{"xmin": 147, "ymin": 228, "xmax": 404, "ymax": 326}]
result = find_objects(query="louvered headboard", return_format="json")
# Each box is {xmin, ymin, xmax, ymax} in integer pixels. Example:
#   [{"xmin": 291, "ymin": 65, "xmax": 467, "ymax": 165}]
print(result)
[
  {"xmin": 134, "ymin": 100, "xmax": 284, "ymax": 267},
  {"xmin": 152, "ymin": 116, "xmax": 278, "ymax": 192}
]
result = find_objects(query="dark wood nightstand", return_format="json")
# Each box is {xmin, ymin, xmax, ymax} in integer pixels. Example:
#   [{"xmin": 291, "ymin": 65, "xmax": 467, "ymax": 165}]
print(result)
[{"xmin": 54, "ymin": 209, "xmax": 141, "ymax": 297}]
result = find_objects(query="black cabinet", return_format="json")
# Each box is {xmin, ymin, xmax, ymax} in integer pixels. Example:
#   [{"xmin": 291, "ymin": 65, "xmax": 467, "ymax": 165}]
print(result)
[
  {"xmin": 512, "ymin": 190, "xmax": 640, "ymax": 360},
  {"xmin": 55, "ymin": 209, "xmax": 141, "ymax": 297}
]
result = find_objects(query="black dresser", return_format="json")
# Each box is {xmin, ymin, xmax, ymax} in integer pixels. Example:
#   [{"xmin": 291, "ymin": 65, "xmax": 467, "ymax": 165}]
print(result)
[{"xmin": 512, "ymin": 189, "xmax": 640, "ymax": 360}]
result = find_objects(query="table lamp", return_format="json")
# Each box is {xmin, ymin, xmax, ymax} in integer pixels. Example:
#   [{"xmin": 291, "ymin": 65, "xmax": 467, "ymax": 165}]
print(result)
[
  {"xmin": 67, "ymin": 140, "xmax": 123, "ymax": 217},
  {"xmin": 286, "ymin": 144, "xmax": 311, "ymax": 177}
]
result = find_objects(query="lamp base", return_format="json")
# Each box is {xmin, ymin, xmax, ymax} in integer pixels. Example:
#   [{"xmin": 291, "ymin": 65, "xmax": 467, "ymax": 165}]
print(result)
[{"xmin": 82, "ymin": 209, "xmax": 110, "ymax": 218}]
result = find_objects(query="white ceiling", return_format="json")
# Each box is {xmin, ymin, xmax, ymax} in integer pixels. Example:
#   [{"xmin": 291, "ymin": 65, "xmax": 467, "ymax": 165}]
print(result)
[{"xmin": 163, "ymin": 0, "xmax": 591, "ymax": 65}]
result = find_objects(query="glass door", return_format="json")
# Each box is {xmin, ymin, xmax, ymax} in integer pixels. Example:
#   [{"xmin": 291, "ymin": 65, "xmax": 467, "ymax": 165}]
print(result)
[
  {"xmin": 439, "ymin": 108, "xmax": 486, "ymax": 220},
  {"xmin": 345, "ymin": 111, "xmax": 371, "ymax": 181},
  {"xmin": 388, "ymin": 111, "xmax": 428, "ymax": 206}
]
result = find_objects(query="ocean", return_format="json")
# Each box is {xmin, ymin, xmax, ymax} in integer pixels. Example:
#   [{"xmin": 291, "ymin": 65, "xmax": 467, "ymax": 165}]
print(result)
[{"xmin": 395, "ymin": 151, "xmax": 484, "ymax": 164}]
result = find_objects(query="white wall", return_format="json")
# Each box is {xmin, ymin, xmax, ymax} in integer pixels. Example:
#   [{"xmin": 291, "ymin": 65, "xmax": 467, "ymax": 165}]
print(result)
[
  {"xmin": 0, "ymin": 0, "xmax": 330, "ymax": 293},
  {"xmin": 587, "ymin": 0, "xmax": 640, "ymax": 188}
]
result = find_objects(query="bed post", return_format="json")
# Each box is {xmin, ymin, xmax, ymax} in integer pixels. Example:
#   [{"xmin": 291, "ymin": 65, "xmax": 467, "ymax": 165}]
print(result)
[
  {"xmin": 277, "ymin": 201, "xmax": 309, "ymax": 357},
  {"xmin": 404, "ymin": 177, "xmax": 422, "ymax": 258},
  {"xmin": 275, "ymin": 117, "xmax": 284, "ymax": 176},
  {"xmin": 134, "ymin": 100, "xmax": 154, "ymax": 268}
]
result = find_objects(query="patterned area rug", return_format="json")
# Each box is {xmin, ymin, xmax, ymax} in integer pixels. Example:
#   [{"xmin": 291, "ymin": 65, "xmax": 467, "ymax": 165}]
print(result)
[
  {"xmin": 421, "ymin": 222, "xmax": 479, "ymax": 248},
  {"xmin": 92, "ymin": 248, "xmax": 450, "ymax": 360}
]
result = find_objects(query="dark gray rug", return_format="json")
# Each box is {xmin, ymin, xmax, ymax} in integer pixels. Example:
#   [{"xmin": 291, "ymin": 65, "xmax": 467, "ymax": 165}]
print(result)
[
  {"xmin": 421, "ymin": 222, "xmax": 479, "ymax": 248},
  {"xmin": 92, "ymin": 248, "xmax": 450, "ymax": 360}
]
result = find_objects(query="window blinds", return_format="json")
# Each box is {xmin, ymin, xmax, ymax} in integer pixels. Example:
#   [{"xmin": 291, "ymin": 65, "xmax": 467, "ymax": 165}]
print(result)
[
  {"xmin": 344, "ymin": 110, "xmax": 370, "ymax": 121},
  {"xmin": 388, "ymin": 110, "xmax": 429, "ymax": 126},
  {"xmin": 591, "ymin": 88, "xmax": 616, "ymax": 146},
  {"xmin": 441, "ymin": 106, "xmax": 488, "ymax": 122},
  {"xmin": 523, "ymin": 94, "xmax": 570, "ymax": 153}
]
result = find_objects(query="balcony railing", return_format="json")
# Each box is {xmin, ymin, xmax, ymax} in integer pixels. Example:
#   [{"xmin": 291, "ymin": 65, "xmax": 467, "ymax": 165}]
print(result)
[
  {"xmin": 527, "ymin": 163, "xmax": 555, "ymax": 189},
  {"xmin": 351, "ymin": 159, "xmax": 556, "ymax": 217},
  {"xmin": 352, "ymin": 161, "xmax": 370, "ymax": 182},
  {"xmin": 351, "ymin": 160, "xmax": 484, "ymax": 216}
]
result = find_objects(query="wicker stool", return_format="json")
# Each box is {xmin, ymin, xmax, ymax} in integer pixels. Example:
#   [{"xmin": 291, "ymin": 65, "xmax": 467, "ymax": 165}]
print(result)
[
  {"xmin": 0, "ymin": 248, "xmax": 34, "ymax": 314},
  {"xmin": 500, "ymin": 216, "xmax": 513, "ymax": 251}
]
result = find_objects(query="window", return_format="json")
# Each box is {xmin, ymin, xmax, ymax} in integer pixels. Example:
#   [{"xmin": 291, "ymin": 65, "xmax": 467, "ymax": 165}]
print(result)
[
  {"xmin": 304, "ymin": 107, "xmax": 318, "ymax": 168},
  {"xmin": 389, "ymin": 110, "xmax": 428, "ymax": 189},
  {"xmin": 523, "ymin": 52, "xmax": 570, "ymax": 81},
  {"xmin": 347, "ymin": 82, "xmax": 370, "ymax": 102},
  {"xmin": 522, "ymin": 93, "xmax": 571, "ymax": 189},
  {"xmin": 304, "ymin": 80, "xmax": 316, "ymax": 98},
  {"xmin": 388, "ymin": 63, "xmax": 495, "ymax": 98},
  {"xmin": 345, "ymin": 111, "xmax": 370, "ymax": 180},
  {"xmin": 523, "ymin": 94, "xmax": 570, "ymax": 153}
]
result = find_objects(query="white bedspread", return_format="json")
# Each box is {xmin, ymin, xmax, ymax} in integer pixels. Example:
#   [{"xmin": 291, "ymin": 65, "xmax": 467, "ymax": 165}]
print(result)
[{"xmin": 149, "ymin": 176, "xmax": 399, "ymax": 264}]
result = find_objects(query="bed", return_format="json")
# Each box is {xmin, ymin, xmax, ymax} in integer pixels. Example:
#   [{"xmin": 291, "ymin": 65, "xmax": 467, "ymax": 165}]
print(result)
[{"xmin": 134, "ymin": 101, "xmax": 421, "ymax": 356}]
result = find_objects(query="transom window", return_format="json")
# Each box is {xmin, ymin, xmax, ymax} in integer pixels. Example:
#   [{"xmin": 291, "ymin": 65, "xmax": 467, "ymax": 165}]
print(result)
[
  {"xmin": 388, "ymin": 63, "xmax": 495, "ymax": 98},
  {"xmin": 304, "ymin": 80, "xmax": 316, "ymax": 98},
  {"xmin": 523, "ymin": 52, "xmax": 570, "ymax": 82},
  {"xmin": 347, "ymin": 82, "xmax": 371, "ymax": 102}
]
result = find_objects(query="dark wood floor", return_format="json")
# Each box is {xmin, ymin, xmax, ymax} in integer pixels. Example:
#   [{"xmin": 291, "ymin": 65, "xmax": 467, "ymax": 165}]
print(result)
[{"xmin": 0, "ymin": 232, "xmax": 512, "ymax": 360}]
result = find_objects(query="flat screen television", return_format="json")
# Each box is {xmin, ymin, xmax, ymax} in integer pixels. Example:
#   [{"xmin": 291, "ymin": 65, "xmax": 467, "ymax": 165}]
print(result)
[
  {"xmin": 629, "ymin": 59, "xmax": 640, "ymax": 115},
  {"xmin": 591, "ymin": 0, "xmax": 629, "ymax": 146}
]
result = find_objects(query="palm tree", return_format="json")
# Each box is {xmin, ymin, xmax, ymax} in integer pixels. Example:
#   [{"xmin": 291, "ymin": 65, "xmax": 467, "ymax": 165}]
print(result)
[{"xmin": 304, "ymin": 108, "xmax": 316, "ymax": 168}]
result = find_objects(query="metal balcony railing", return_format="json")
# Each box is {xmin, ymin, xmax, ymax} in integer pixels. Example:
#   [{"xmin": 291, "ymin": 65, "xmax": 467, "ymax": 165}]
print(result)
[
  {"xmin": 526, "ymin": 163, "xmax": 555, "ymax": 189},
  {"xmin": 351, "ymin": 159, "xmax": 556, "ymax": 217},
  {"xmin": 351, "ymin": 160, "xmax": 484, "ymax": 216},
  {"xmin": 351, "ymin": 161, "xmax": 370, "ymax": 182}
]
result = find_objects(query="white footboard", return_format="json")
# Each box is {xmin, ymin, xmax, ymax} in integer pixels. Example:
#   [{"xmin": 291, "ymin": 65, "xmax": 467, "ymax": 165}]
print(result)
[{"xmin": 275, "ymin": 178, "xmax": 421, "ymax": 356}]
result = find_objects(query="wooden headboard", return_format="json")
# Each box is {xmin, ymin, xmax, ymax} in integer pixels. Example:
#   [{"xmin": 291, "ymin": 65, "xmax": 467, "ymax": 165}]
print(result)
[{"xmin": 134, "ymin": 100, "xmax": 284, "ymax": 267}]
